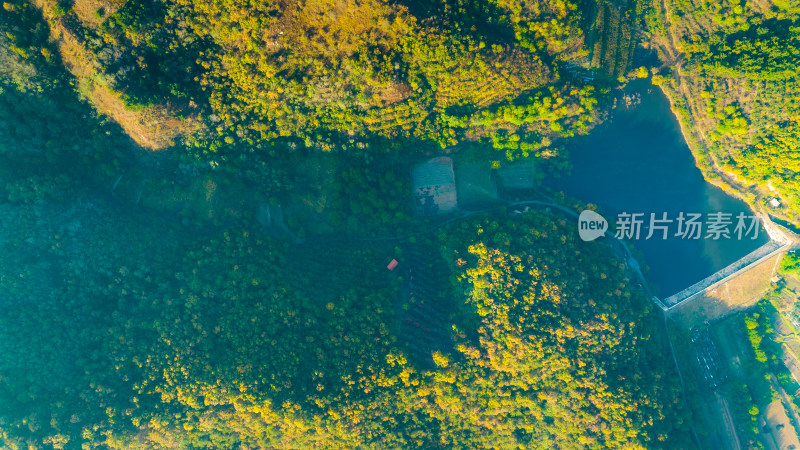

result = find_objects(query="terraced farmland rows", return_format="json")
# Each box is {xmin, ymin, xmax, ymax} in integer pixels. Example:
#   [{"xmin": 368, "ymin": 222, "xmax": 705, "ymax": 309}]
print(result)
[{"xmin": 397, "ymin": 244, "xmax": 455, "ymax": 367}]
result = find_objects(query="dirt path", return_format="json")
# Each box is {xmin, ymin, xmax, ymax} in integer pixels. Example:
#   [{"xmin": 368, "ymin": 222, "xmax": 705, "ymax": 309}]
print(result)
[
  {"xmin": 661, "ymin": 0, "xmax": 679, "ymax": 59},
  {"xmin": 715, "ymin": 391, "xmax": 743, "ymax": 450},
  {"xmin": 662, "ymin": 316, "xmax": 704, "ymax": 447},
  {"xmin": 30, "ymin": 0, "xmax": 198, "ymax": 149}
]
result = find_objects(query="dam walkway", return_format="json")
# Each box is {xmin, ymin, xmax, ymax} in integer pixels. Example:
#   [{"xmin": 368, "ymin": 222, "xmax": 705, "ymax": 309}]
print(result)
[{"xmin": 658, "ymin": 212, "xmax": 795, "ymax": 311}]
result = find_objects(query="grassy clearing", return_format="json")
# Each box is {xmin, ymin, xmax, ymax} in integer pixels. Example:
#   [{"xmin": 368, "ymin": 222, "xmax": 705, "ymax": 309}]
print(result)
[{"xmin": 70, "ymin": 0, "xmax": 118, "ymax": 29}]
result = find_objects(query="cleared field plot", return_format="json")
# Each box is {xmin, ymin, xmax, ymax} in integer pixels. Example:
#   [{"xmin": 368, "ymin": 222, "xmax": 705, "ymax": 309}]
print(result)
[
  {"xmin": 761, "ymin": 400, "xmax": 800, "ymax": 450},
  {"xmin": 455, "ymin": 162, "xmax": 497, "ymax": 209}
]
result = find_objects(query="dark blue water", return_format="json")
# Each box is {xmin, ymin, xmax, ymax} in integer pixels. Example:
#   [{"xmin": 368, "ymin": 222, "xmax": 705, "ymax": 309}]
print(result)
[{"xmin": 553, "ymin": 79, "xmax": 769, "ymax": 297}]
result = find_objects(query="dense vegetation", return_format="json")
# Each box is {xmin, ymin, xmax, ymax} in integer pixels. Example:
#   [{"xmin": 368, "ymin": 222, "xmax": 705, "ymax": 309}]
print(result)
[
  {"xmin": 731, "ymin": 299, "xmax": 800, "ymax": 446},
  {"xmin": 780, "ymin": 251, "xmax": 800, "ymax": 276},
  {"xmin": 651, "ymin": 0, "xmax": 800, "ymax": 221},
  {"xmin": 0, "ymin": 201, "xmax": 694, "ymax": 448},
  {"xmin": 0, "ymin": 0, "xmax": 758, "ymax": 446},
  {"xmin": 1, "ymin": 0, "xmax": 650, "ymax": 169}
]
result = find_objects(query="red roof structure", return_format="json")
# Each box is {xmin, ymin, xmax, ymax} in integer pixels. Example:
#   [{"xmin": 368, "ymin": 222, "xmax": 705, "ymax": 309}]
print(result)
[{"xmin": 387, "ymin": 259, "xmax": 399, "ymax": 271}]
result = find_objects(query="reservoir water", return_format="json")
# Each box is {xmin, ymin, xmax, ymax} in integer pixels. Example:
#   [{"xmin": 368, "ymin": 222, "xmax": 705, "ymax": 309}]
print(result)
[{"xmin": 552, "ymin": 79, "xmax": 769, "ymax": 297}]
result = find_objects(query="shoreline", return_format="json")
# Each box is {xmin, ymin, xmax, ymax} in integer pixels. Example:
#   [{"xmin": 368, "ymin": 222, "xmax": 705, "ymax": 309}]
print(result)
[{"xmin": 650, "ymin": 40, "xmax": 798, "ymax": 229}]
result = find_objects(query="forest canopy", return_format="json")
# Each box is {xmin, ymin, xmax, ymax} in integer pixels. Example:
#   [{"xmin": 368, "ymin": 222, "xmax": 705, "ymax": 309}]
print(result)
[
  {"xmin": 0, "ymin": 203, "xmax": 693, "ymax": 448},
  {"xmin": 0, "ymin": 0, "xmax": 730, "ymax": 447},
  {"xmin": 0, "ymin": 0, "xmax": 645, "ymax": 168}
]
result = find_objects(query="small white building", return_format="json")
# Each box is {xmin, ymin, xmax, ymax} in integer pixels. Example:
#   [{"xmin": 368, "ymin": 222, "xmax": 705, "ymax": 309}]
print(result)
[{"xmin": 770, "ymin": 198, "xmax": 781, "ymax": 208}]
